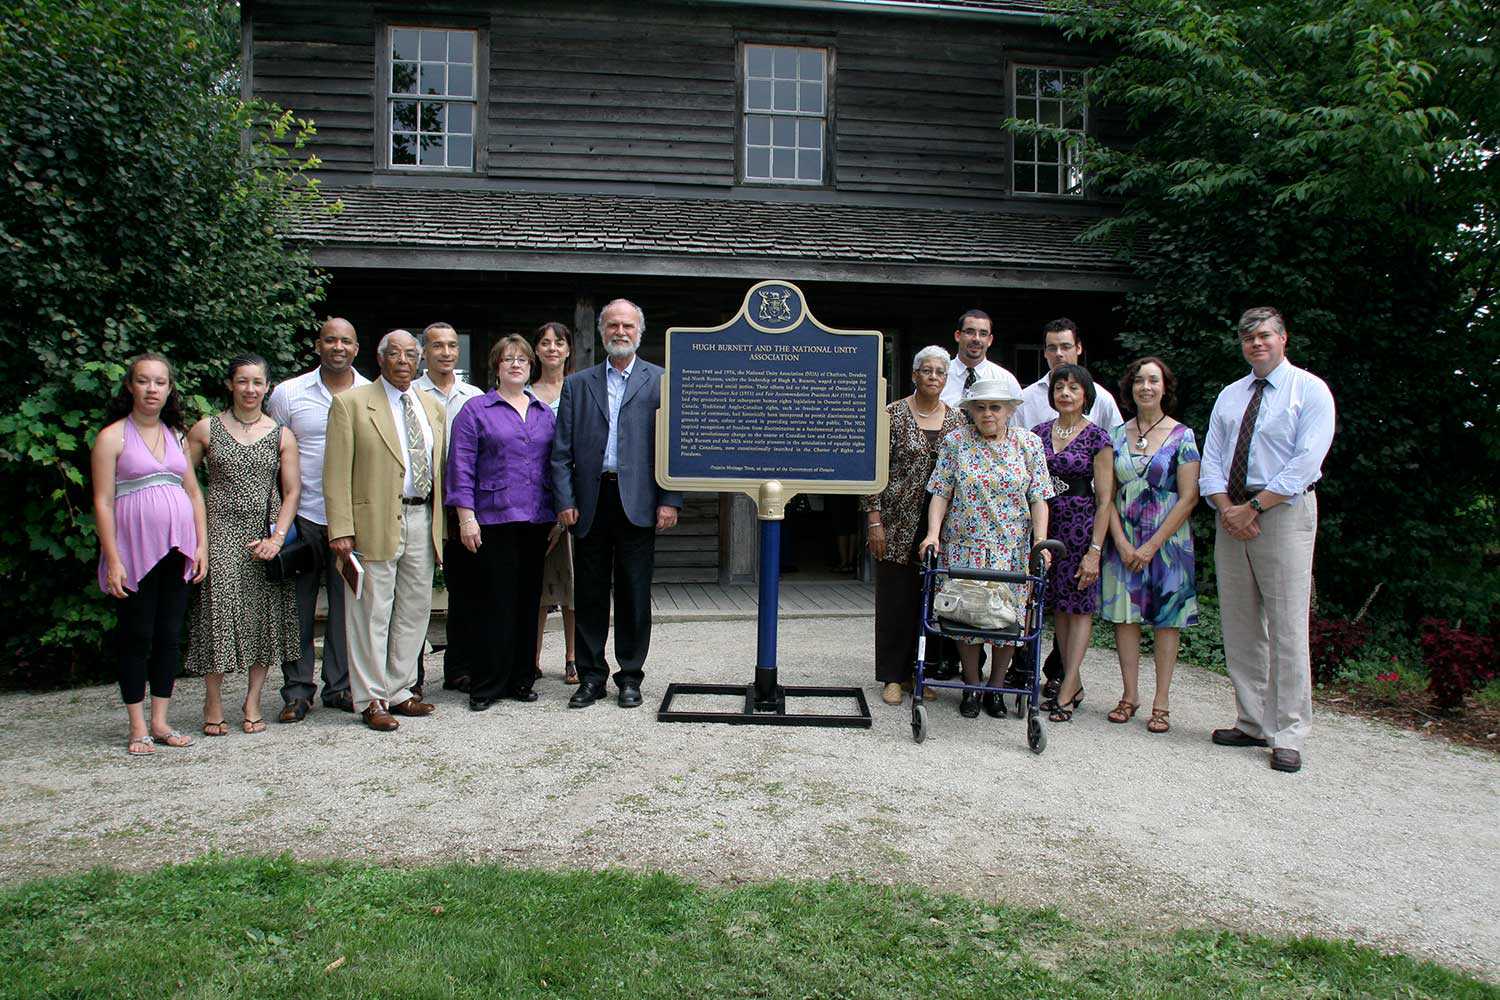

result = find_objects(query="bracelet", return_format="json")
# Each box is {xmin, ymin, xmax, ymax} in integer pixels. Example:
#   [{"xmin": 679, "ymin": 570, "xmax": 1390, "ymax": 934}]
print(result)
[{"xmin": 1088, "ymin": 543, "xmax": 1102, "ymax": 552}]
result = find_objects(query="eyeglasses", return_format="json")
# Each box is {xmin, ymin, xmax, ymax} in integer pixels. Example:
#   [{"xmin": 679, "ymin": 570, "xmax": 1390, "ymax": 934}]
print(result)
[
  {"xmin": 915, "ymin": 367, "xmax": 947, "ymax": 378},
  {"xmin": 500, "ymin": 357, "xmax": 530, "ymax": 367}
]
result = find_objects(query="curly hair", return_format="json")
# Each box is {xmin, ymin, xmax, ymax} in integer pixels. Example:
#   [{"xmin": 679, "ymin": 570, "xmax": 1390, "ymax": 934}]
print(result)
[
  {"xmin": 106, "ymin": 352, "xmax": 187, "ymax": 431},
  {"xmin": 1049, "ymin": 362, "xmax": 1097, "ymax": 414},
  {"xmin": 1118, "ymin": 356, "xmax": 1177, "ymax": 416}
]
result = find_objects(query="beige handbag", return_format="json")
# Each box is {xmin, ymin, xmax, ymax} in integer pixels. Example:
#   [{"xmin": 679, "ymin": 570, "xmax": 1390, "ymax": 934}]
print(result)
[{"xmin": 933, "ymin": 576, "xmax": 1020, "ymax": 631}]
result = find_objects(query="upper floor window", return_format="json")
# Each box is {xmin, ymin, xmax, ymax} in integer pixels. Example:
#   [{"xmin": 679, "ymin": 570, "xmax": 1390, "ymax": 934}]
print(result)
[
  {"xmin": 743, "ymin": 44, "xmax": 827, "ymax": 185},
  {"xmin": 389, "ymin": 27, "xmax": 476, "ymax": 170},
  {"xmin": 1012, "ymin": 66, "xmax": 1087, "ymax": 196}
]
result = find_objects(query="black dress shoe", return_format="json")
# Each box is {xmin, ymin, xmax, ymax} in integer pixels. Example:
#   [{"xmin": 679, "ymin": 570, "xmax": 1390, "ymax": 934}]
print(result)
[
  {"xmin": 1270, "ymin": 748, "xmax": 1303, "ymax": 773},
  {"xmin": 324, "ymin": 691, "xmax": 355, "ymax": 713},
  {"xmin": 982, "ymin": 690, "xmax": 1005, "ymax": 718},
  {"xmin": 959, "ymin": 690, "xmax": 981, "ymax": 718},
  {"xmin": 569, "ymin": 681, "xmax": 606, "ymax": 709},
  {"xmin": 617, "ymin": 685, "xmax": 643, "ymax": 708},
  {"xmin": 443, "ymin": 674, "xmax": 471, "ymax": 693},
  {"xmin": 469, "ymin": 697, "xmax": 498, "ymax": 712},
  {"xmin": 510, "ymin": 688, "xmax": 540, "ymax": 703},
  {"xmin": 1212, "ymin": 726, "xmax": 1269, "ymax": 748}
]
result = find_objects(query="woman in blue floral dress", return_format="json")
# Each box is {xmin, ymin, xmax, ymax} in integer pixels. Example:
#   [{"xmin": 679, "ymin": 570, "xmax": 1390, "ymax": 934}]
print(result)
[
  {"xmin": 1101, "ymin": 357, "xmax": 1200, "ymax": 735},
  {"xmin": 921, "ymin": 375, "xmax": 1054, "ymax": 719}
]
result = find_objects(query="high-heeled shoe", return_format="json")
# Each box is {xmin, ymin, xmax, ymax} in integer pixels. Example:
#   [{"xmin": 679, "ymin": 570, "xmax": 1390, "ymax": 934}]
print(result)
[{"xmin": 1049, "ymin": 688, "xmax": 1084, "ymax": 722}]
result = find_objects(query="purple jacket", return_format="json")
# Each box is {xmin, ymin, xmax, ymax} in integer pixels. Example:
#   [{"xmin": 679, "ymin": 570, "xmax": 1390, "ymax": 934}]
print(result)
[{"xmin": 444, "ymin": 390, "xmax": 556, "ymax": 525}]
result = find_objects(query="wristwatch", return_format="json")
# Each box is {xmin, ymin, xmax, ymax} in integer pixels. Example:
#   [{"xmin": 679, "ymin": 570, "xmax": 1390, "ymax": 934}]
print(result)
[{"xmin": 1248, "ymin": 497, "xmax": 1264, "ymax": 513}]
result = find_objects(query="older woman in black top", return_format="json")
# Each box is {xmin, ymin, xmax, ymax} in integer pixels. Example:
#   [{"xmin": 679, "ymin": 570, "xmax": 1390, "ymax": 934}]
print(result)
[{"xmin": 862, "ymin": 346, "xmax": 963, "ymax": 706}]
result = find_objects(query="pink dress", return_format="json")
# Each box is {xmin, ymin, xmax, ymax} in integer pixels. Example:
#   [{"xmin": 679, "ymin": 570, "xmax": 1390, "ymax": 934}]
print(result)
[{"xmin": 97, "ymin": 419, "xmax": 198, "ymax": 594}]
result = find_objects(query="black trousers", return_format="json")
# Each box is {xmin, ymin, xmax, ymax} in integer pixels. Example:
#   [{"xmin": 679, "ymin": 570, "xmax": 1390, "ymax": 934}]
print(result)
[
  {"xmin": 470, "ymin": 521, "xmax": 549, "ymax": 701},
  {"xmin": 573, "ymin": 478, "xmax": 656, "ymax": 688},
  {"xmin": 116, "ymin": 551, "xmax": 191, "ymax": 704},
  {"xmin": 281, "ymin": 516, "xmax": 351, "ymax": 707},
  {"xmin": 873, "ymin": 536, "xmax": 925, "ymax": 683},
  {"xmin": 436, "ymin": 508, "xmax": 484, "ymax": 684}
]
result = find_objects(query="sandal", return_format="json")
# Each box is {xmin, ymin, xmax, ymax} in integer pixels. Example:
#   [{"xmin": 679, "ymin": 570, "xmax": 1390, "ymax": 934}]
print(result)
[
  {"xmin": 1147, "ymin": 708, "xmax": 1170, "ymax": 733},
  {"xmin": 241, "ymin": 717, "xmax": 267, "ymax": 735},
  {"xmin": 202, "ymin": 720, "xmax": 228, "ymax": 737},
  {"xmin": 127, "ymin": 735, "xmax": 155, "ymax": 756},
  {"xmin": 1106, "ymin": 700, "xmax": 1139, "ymax": 724},
  {"xmin": 150, "ymin": 730, "xmax": 193, "ymax": 748},
  {"xmin": 564, "ymin": 660, "xmax": 579, "ymax": 685}
]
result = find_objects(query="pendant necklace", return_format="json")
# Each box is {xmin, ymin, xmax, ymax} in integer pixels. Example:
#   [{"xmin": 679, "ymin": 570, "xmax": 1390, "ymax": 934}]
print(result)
[
  {"xmin": 1055, "ymin": 418, "xmax": 1081, "ymax": 441},
  {"xmin": 231, "ymin": 409, "xmax": 262, "ymax": 433},
  {"xmin": 1134, "ymin": 413, "xmax": 1166, "ymax": 450}
]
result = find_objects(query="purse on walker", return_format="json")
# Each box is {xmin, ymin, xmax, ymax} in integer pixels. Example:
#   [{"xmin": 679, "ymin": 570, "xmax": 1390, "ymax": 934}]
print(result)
[{"xmin": 933, "ymin": 576, "xmax": 1020, "ymax": 631}]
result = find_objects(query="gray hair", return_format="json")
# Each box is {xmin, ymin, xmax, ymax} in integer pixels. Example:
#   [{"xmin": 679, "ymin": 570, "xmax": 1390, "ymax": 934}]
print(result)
[
  {"xmin": 377, "ymin": 329, "xmax": 418, "ymax": 356},
  {"xmin": 912, "ymin": 345, "xmax": 950, "ymax": 373},
  {"xmin": 598, "ymin": 298, "xmax": 646, "ymax": 337},
  {"xmin": 1237, "ymin": 306, "xmax": 1285, "ymax": 338}
]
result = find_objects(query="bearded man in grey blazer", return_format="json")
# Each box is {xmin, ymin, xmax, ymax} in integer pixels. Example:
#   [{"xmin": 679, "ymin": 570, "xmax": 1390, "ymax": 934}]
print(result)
[{"xmin": 551, "ymin": 298, "xmax": 683, "ymax": 709}]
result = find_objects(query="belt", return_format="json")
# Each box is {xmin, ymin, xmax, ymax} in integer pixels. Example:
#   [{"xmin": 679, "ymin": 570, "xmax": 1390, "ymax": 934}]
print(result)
[
  {"xmin": 400, "ymin": 495, "xmax": 431, "ymax": 506},
  {"xmin": 600, "ymin": 472, "xmax": 619, "ymax": 482},
  {"xmin": 1246, "ymin": 484, "xmax": 1316, "ymax": 494},
  {"xmin": 1049, "ymin": 473, "xmax": 1094, "ymax": 497}
]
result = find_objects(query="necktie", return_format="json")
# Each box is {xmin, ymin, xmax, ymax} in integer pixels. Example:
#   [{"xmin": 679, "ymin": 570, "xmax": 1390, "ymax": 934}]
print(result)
[
  {"xmin": 401, "ymin": 393, "xmax": 432, "ymax": 498},
  {"xmin": 1227, "ymin": 378, "xmax": 1270, "ymax": 504},
  {"xmin": 964, "ymin": 365, "xmax": 977, "ymax": 392}
]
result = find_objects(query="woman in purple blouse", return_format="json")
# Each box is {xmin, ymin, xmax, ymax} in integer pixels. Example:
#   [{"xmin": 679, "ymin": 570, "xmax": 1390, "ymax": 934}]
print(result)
[{"xmin": 445, "ymin": 335, "xmax": 557, "ymax": 711}]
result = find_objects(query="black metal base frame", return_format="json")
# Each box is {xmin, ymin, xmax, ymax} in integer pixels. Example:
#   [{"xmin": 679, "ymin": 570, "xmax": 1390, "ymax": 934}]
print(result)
[{"xmin": 657, "ymin": 682, "xmax": 872, "ymax": 728}]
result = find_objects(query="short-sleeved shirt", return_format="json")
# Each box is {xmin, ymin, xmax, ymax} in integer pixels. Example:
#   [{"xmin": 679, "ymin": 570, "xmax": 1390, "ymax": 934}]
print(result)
[{"xmin": 266, "ymin": 366, "xmax": 370, "ymax": 524}]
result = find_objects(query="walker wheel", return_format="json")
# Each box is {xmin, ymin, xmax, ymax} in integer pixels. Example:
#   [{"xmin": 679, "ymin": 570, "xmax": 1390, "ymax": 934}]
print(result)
[
  {"xmin": 1027, "ymin": 715, "xmax": 1047, "ymax": 755},
  {"xmin": 912, "ymin": 703, "xmax": 929, "ymax": 744}
]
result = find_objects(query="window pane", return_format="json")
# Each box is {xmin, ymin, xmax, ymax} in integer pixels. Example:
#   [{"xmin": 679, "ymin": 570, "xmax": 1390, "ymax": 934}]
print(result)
[
  {"xmin": 799, "ymin": 81, "xmax": 823, "ymax": 114},
  {"xmin": 1042, "ymin": 68, "xmax": 1063, "ymax": 96},
  {"xmin": 746, "ymin": 45, "xmax": 773, "ymax": 78},
  {"xmin": 773, "ymin": 47, "xmax": 796, "ymax": 78},
  {"xmin": 772, "ymin": 116, "xmax": 795, "ymax": 147},
  {"xmin": 773, "ymin": 80, "xmax": 796, "ymax": 112},
  {"xmin": 1037, "ymin": 164, "xmax": 1060, "ymax": 194},
  {"xmin": 797, "ymin": 118, "xmax": 820, "ymax": 147},
  {"xmin": 747, "ymin": 146, "xmax": 771, "ymax": 179},
  {"xmin": 420, "ymin": 29, "xmax": 446, "ymax": 61},
  {"xmin": 1038, "ymin": 137, "xmax": 1059, "ymax": 164},
  {"xmin": 796, "ymin": 149, "xmax": 821, "ymax": 181},
  {"xmin": 393, "ymin": 61, "xmax": 417, "ymax": 94},
  {"xmin": 419, "ymin": 134, "xmax": 446, "ymax": 166},
  {"xmin": 1062, "ymin": 102, "xmax": 1084, "ymax": 130},
  {"xmin": 1041, "ymin": 100, "xmax": 1060, "ymax": 127},
  {"xmin": 747, "ymin": 80, "xmax": 772, "ymax": 111},
  {"xmin": 448, "ymin": 103, "xmax": 473, "ymax": 134},
  {"xmin": 1016, "ymin": 67, "xmax": 1036, "ymax": 97},
  {"xmin": 448, "ymin": 134, "xmax": 474, "ymax": 169},
  {"xmin": 1016, "ymin": 97, "xmax": 1036, "ymax": 123},
  {"xmin": 392, "ymin": 29, "xmax": 419, "ymax": 62},
  {"xmin": 1013, "ymin": 160, "xmax": 1035, "ymax": 192},
  {"xmin": 416, "ymin": 101, "xmax": 443, "ymax": 133},
  {"xmin": 420, "ymin": 62, "xmax": 445, "ymax": 95},
  {"xmin": 1062, "ymin": 69, "xmax": 1084, "ymax": 92},
  {"xmin": 392, "ymin": 100, "xmax": 418, "ymax": 131},
  {"xmin": 1018, "ymin": 135, "xmax": 1036, "ymax": 161},
  {"xmin": 772, "ymin": 147, "xmax": 795, "ymax": 179},
  {"xmin": 799, "ymin": 49, "xmax": 823, "ymax": 81},
  {"xmin": 746, "ymin": 115, "xmax": 771, "ymax": 146},
  {"xmin": 449, "ymin": 63, "xmax": 473, "ymax": 98},
  {"xmin": 1066, "ymin": 163, "xmax": 1085, "ymax": 194},
  {"xmin": 448, "ymin": 31, "xmax": 474, "ymax": 64},
  {"xmin": 392, "ymin": 132, "xmax": 417, "ymax": 165}
]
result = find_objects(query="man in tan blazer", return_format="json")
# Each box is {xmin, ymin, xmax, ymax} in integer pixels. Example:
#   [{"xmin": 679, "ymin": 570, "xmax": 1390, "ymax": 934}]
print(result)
[{"xmin": 325, "ymin": 329, "xmax": 446, "ymax": 732}]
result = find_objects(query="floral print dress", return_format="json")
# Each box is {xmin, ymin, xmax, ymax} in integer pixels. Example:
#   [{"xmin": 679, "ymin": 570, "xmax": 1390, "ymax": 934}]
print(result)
[{"xmin": 1101, "ymin": 422, "xmax": 1199, "ymax": 628}]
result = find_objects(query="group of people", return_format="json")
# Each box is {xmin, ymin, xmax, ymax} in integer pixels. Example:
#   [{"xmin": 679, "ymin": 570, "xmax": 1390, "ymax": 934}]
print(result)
[
  {"xmin": 92, "ymin": 299, "xmax": 680, "ymax": 754},
  {"xmin": 91, "ymin": 297, "xmax": 1334, "ymax": 774},
  {"xmin": 865, "ymin": 307, "xmax": 1334, "ymax": 773}
]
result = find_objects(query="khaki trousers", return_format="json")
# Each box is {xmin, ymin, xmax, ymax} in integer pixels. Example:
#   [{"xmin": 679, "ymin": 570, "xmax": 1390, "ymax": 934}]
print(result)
[
  {"xmin": 1214, "ymin": 494, "xmax": 1317, "ymax": 751},
  {"xmin": 345, "ymin": 503, "xmax": 433, "ymax": 712}
]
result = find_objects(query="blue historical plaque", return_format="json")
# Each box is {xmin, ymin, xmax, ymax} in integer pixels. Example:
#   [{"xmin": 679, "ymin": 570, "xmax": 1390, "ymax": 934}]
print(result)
[{"xmin": 656, "ymin": 280, "xmax": 888, "ymax": 497}]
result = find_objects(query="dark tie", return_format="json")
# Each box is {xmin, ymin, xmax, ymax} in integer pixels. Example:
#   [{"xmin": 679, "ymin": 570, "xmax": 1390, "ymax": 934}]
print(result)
[
  {"xmin": 963, "ymin": 365, "xmax": 977, "ymax": 392},
  {"xmin": 1227, "ymin": 378, "xmax": 1270, "ymax": 504}
]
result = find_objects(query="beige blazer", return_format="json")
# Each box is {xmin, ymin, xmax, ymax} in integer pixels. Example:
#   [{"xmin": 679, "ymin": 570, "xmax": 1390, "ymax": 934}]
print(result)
[{"xmin": 323, "ymin": 380, "xmax": 445, "ymax": 563}]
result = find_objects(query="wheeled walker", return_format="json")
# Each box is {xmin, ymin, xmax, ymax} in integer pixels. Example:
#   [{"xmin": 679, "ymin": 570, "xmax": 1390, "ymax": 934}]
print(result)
[{"xmin": 910, "ymin": 539, "xmax": 1066, "ymax": 753}]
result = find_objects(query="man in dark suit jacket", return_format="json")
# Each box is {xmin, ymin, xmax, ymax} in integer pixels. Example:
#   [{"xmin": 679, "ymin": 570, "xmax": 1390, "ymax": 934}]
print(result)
[{"xmin": 551, "ymin": 298, "xmax": 683, "ymax": 708}]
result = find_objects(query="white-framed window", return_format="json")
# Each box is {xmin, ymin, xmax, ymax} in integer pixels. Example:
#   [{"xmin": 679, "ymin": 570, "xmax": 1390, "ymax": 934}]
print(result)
[
  {"xmin": 1012, "ymin": 65, "xmax": 1087, "ymax": 196},
  {"xmin": 743, "ymin": 44, "xmax": 827, "ymax": 185},
  {"xmin": 388, "ymin": 27, "xmax": 477, "ymax": 170}
]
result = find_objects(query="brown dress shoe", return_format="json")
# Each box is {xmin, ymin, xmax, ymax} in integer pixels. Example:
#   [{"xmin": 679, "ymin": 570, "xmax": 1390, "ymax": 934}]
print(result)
[
  {"xmin": 362, "ymin": 705, "xmax": 399, "ymax": 732},
  {"xmin": 1270, "ymin": 748, "xmax": 1302, "ymax": 773},
  {"xmin": 389, "ymin": 697, "xmax": 435, "ymax": 717}
]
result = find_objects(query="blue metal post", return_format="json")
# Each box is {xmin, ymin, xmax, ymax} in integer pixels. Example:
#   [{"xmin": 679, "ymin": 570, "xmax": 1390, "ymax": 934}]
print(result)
[{"xmin": 754, "ymin": 518, "xmax": 780, "ymax": 706}]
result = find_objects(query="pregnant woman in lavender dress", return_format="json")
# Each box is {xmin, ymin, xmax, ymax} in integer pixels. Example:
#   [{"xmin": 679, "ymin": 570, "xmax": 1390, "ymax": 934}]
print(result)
[
  {"xmin": 1032, "ymin": 364, "xmax": 1114, "ymax": 723},
  {"xmin": 90, "ymin": 353, "xmax": 208, "ymax": 756}
]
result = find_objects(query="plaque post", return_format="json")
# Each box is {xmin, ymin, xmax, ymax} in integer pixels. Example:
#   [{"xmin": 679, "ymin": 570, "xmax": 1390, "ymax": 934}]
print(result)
[{"xmin": 753, "ymin": 482, "xmax": 785, "ymax": 713}]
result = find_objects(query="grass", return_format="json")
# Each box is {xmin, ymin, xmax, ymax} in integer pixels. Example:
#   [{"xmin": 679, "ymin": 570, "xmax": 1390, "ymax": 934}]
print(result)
[{"xmin": 0, "ymin": 858, "xmax": 1494, "ymax": 999}]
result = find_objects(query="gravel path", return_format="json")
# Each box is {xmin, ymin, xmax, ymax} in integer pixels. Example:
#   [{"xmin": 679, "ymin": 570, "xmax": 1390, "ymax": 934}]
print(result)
[{"xmin": 2, "ymin": 618, "xmax": 1496, "ymax": 979}]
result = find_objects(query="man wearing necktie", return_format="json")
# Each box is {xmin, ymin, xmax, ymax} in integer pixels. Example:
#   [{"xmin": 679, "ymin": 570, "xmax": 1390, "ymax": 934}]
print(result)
[
  {"xmin": 325, "ymin": 329, "xmax": 446, "ymax": 732},
  {"xmin": 939, "ymin": 310, "xmax": 1012, "ymax": 407},
  {"xmin": 1199, "ymin": 307, "xmax": 1335, "ymax": 773}
]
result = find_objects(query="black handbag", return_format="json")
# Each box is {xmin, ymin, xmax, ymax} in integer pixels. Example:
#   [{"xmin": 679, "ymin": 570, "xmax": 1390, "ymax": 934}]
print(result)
[{"xmin": 263, "ymin": 450, "xmax": 317, "ymax": 582}]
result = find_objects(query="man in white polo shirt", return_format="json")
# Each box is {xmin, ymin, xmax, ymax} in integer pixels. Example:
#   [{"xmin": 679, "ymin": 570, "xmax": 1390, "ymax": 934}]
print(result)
[
  {"xmin": 939, "ymin": 310, "xmax": 1012, "ymax": 406},
  {"xmin": 1200, "ymin": 306, "xmax": 1335, "ymax": 774},
  {"xmin": 268, "ymin": 317, "xmax": 369, "ymax": 721}
]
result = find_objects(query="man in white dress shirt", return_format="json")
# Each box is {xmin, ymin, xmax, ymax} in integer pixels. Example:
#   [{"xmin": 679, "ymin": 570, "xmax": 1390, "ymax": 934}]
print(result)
[
  {"xmin": 939, "ymin": 310, "xmax": 1013, "ymax": 406},
  {"xmin": 268, "ymin": 318, "xmax": 369, "ymax": 722},
  {"xmin": 413, "ymin": 322, "xmax": 483, "ymax": 697},
  {"xmin": 1011, "ymin": 318, "xmax": 1123, "ymax": 433},
  {"xmin": 1200, "ymin": 306, "xmax": 1335, "ymax": 774}
]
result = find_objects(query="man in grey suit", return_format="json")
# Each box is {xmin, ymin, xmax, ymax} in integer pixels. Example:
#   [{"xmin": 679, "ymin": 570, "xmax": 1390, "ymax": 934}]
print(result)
[{"xmin": 551, "ymin": 298, "xmax": 683, "ymax": 708}]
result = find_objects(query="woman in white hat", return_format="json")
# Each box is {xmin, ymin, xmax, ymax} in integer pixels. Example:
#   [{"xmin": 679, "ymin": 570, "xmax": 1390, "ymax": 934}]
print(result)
[{"xmin": 920, "ymin": 374, "xmax": 1054, "ymax": 718}]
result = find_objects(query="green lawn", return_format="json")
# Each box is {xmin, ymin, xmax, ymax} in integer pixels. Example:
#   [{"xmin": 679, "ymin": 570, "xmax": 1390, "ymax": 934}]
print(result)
[{"xmin": 0, "ymin": 858, "xmax": 1491, "ymax": 999}]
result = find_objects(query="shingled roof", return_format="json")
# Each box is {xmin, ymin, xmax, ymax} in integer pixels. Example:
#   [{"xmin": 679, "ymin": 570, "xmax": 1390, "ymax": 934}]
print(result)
[{"xmin": 292, "ymin": 187, "xmax": 1133, "ymax": 291}]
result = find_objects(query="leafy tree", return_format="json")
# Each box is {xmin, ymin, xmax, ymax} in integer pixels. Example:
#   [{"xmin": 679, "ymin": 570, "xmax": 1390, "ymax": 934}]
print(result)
[
  {"xmin": 0, "ymin": 0, "xmax": 329, "ymax": 683},
  {"xmin": 1027, "ymin": 0, "xmax": 1498, "ymax": 619}
]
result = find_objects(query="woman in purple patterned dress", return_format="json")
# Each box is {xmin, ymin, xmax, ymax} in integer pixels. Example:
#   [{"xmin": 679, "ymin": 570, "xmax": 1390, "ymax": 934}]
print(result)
[{"xmin": 1032, "ymin": 364, "xmax": 1114, "ymax": 723}]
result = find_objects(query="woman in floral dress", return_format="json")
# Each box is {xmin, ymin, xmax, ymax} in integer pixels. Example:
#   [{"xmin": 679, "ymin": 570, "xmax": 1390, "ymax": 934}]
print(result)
[
  {"xmin": 1101, "ymin": 357, "xmax": 1200, "ymax": 734},
  {"xmin": 921, "ymin": 374, "xmax": 1054, "ymax": 719}
]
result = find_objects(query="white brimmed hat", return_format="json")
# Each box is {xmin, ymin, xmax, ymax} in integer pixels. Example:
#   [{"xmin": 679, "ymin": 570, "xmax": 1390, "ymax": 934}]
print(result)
[{"xmin": 960, "ymin": 372, "xmax": 1024, "ymax": 408}]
